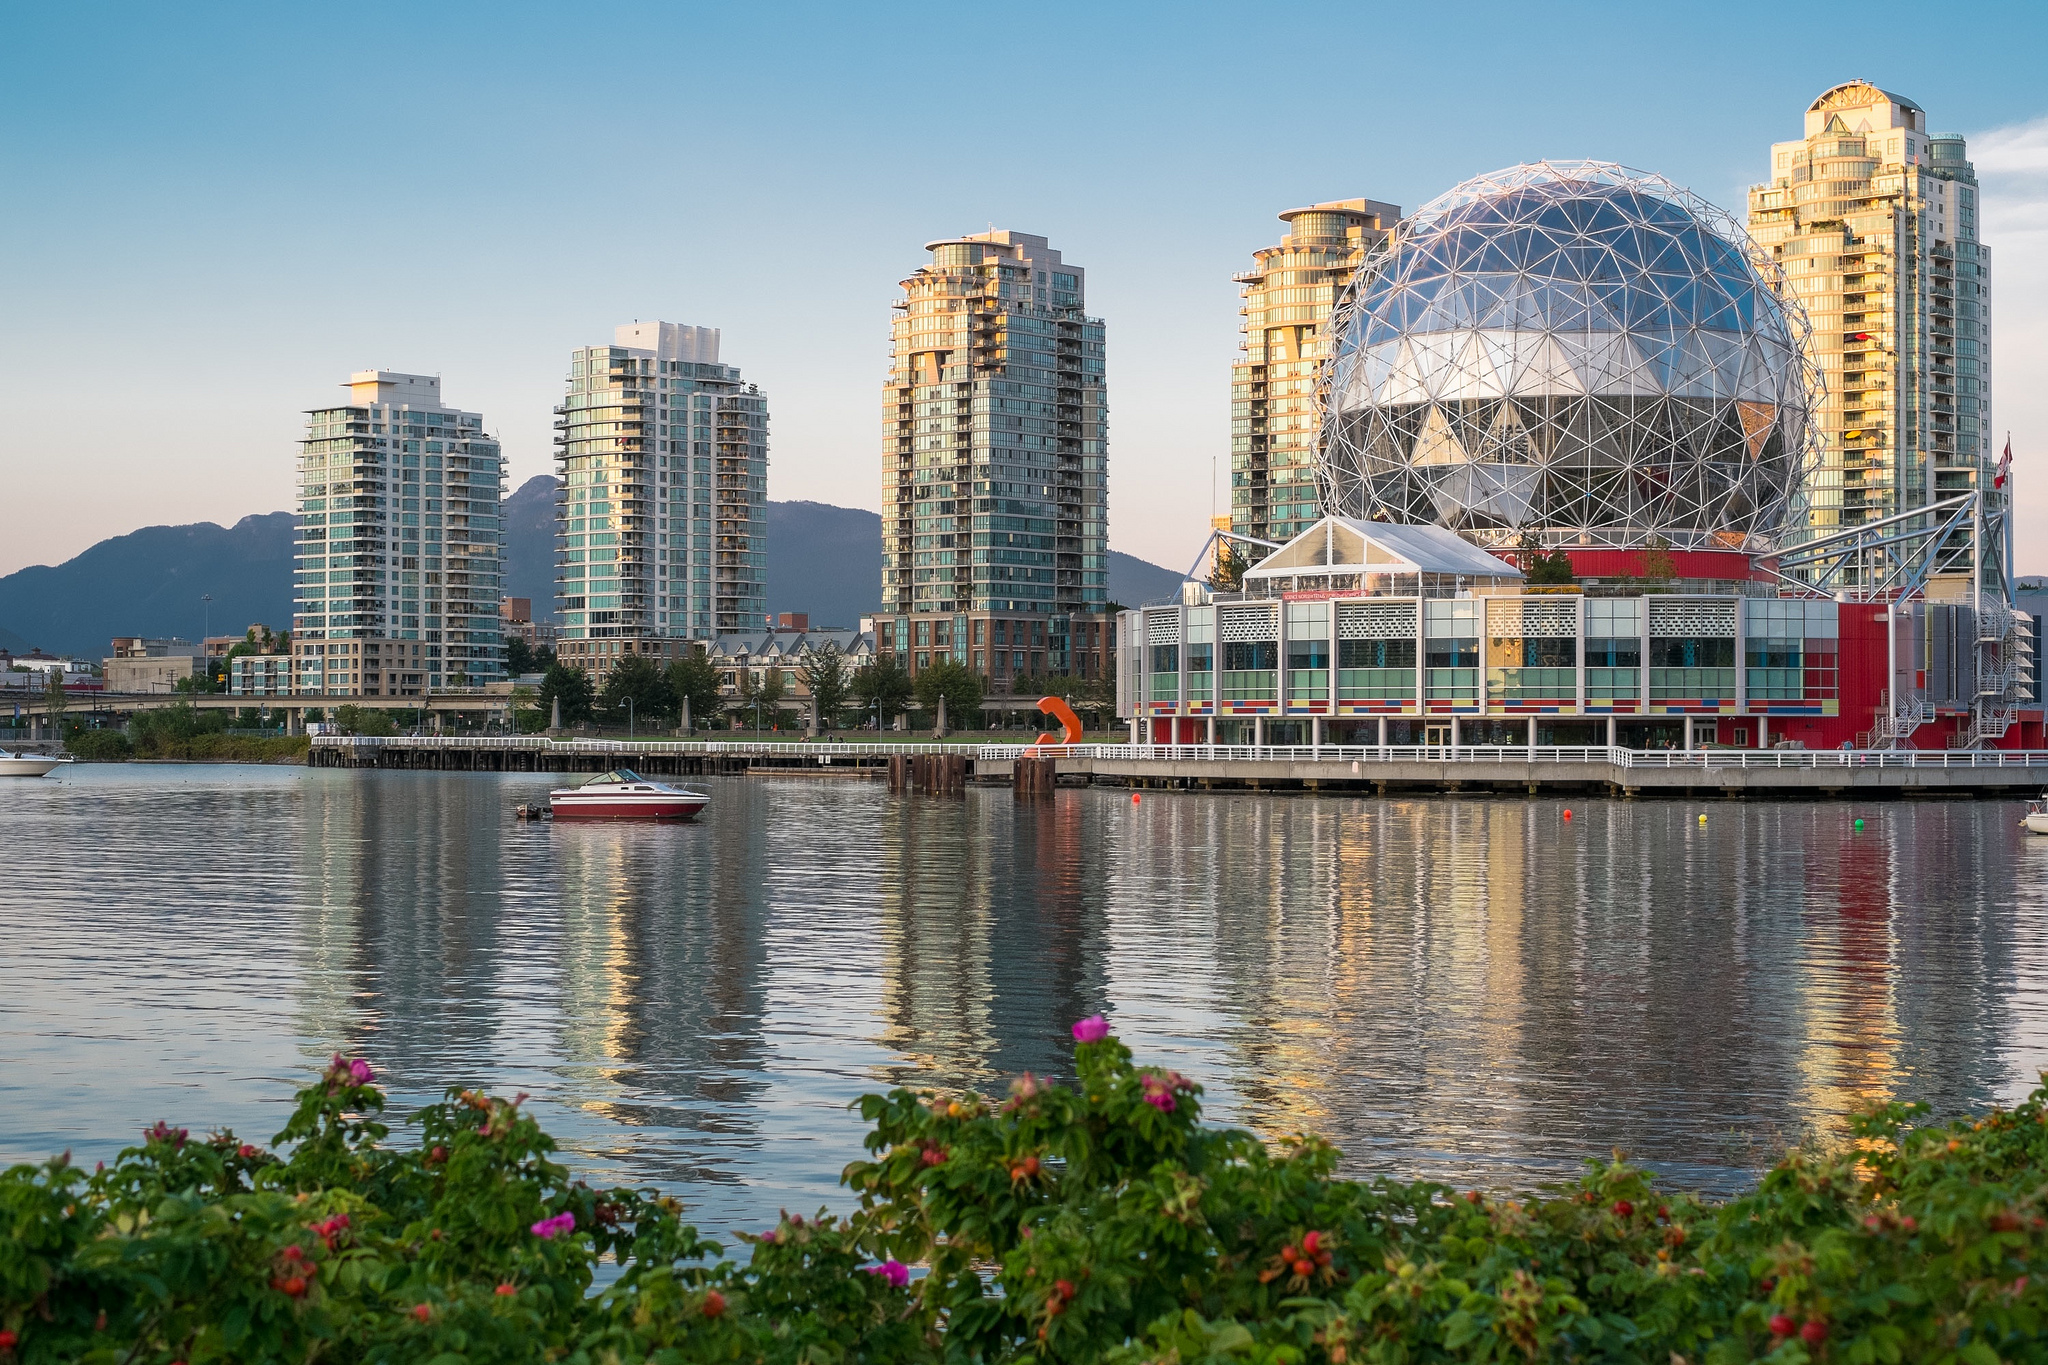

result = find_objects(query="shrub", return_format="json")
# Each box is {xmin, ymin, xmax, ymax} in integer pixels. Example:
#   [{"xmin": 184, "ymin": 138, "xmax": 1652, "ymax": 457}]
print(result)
[
  {"xmin": 3, "ymin": 1030, "xmax": 2045, "ymax": 1363},
  {"xmin": 66, "ymin": 728, "xmax": 133, "ymax": 761}
]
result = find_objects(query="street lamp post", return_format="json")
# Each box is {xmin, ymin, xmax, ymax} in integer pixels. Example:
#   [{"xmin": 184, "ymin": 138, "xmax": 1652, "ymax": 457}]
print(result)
[{"xmin": 626, "ymin": 694, "xmax": 635, "ymax": 738}]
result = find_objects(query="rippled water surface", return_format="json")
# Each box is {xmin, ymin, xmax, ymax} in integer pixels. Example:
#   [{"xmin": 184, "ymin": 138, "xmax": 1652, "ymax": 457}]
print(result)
[{"xmin": 6, "ymin": 765, "xmax": 2047, "ymax": 1228}]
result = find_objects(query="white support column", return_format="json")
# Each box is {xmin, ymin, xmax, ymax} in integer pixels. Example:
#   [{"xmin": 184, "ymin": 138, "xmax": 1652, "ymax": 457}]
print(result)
[
  {"xmin": 1683, "ymin": 716, "xmax": 1693, "ymax": 750},
  {"xmin": 1450, "ymin": 715, "xmax": 1460, "ymax": 749},
  {"xmin": 1757, "ymin": 715, "xmax": 1768, "ymax": 749},
  {"xmin": 1575, "ymin": 593, "xmax": 1587, "ymax": 713},
  {"xmin": 1311, "ymin": 715, "xmax": 1324, "ymax": 755},
  {"xmin": 1254, "ymin": 716, "xmax": 1266, "ymax": 748},
  {"xmin": 1128, "ymin": 717, "xmax": 1141, "ymax": 745},
  {"xmin": 1377, "ymin": 715, "xmax": 1388, "ymax": 753},
  {"xmin": 1606, "ymin": 715, "xmax": 1617, "ymax": 748},
  {"xmin": 1734, "ymin": 596, "xmax": 1748, "ymax": 715},
  {"xmin": 1205, "ymin": 715, "xmax": 1216, "ymax": 747}
]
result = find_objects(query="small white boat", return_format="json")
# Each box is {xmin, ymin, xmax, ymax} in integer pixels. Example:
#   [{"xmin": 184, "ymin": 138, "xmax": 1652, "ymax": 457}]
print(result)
[
  {"xmin": 2024, "ymin": 796, "xmax": 2048, "ymax": 836},
  {"xmin": 548, "ymin": 769, "xmax": 709, "ymax": 822},
  {"xmin": 0, "ymin": 750, "xmax": 73, "ymax": 777}
]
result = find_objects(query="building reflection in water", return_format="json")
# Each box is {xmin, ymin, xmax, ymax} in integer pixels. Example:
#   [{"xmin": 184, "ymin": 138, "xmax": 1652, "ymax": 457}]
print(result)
[
  {"xmin": 198, "ymin": 770, "xmax": 2048, "ymax": 1214},
  {"xmin": 1100, "ymin": 793, "xmax": 2040, "ymax": 1192},
  {"xmin": 874, "ymin": 788, "xmax": 1109, "ymax": 1090}
]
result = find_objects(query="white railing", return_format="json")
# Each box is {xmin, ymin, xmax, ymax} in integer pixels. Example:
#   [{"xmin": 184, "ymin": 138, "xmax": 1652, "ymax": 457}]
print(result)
[
  {"xmin": 308, "ymin": 735, "xmax": 2048, "ymax": 771},
  {"xmin": 312, "ymin": 736, "xmax": 980, "ymax": 757}
]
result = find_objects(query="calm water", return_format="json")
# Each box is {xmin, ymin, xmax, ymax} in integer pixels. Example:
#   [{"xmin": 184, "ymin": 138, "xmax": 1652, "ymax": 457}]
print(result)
[{"xmin": 5, "ymin": 765, "xmax": 2047, "ymax": 1229}]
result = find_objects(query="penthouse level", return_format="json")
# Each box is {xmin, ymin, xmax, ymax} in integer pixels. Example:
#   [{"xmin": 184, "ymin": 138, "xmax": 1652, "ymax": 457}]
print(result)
[{"xmin": 1117, "ymin": 517, "xmax": 2042, "ymax": 752}]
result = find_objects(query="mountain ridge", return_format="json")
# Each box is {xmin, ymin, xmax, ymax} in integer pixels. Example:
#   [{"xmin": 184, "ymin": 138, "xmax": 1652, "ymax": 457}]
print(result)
[{"xmin": 0, "ymin": 480, "xmax": 1186, "ymax": 656}]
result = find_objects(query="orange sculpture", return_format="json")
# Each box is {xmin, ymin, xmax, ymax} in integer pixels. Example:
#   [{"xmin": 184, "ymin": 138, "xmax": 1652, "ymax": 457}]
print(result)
[{"xmin": 1025, "ymin": 695, "xmax": 1083, "ymax": 754}]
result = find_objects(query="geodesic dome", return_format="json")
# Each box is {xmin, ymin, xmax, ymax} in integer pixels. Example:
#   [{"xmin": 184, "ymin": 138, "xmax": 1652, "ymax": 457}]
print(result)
[{"xmin": 1317, "ymin": 162, "xmax": 1820, "ymax": 551}]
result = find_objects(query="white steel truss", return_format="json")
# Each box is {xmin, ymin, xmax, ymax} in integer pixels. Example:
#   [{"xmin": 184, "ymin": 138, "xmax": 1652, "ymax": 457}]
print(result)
[{"xmin": 1316, "ymin": 162, "xmax": 1824, "ymax": 553}]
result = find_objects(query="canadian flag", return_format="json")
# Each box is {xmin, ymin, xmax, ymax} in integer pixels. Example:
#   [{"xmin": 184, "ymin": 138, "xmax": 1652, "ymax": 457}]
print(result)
[{"xmin": 1995, "ymin": 435, "xmax": 2012, "ymax": 490}]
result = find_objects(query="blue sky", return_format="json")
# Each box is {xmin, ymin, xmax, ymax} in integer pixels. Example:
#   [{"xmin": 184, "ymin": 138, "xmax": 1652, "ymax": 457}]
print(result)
[{"xmin": 5, "ymin": 0, "xmax": 2047, "ymax": 578}]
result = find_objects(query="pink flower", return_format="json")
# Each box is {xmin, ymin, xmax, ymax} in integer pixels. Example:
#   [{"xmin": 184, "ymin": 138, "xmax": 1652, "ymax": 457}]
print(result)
[
  {"xmin": 348, "ymin": 1058, "xmax": 375, "ymax": 1085},
  {"xmin": 529, "ymin": 1212, "xmax": 576, "ymax": 1240},
  {"xmin": 1145, "ymin": 1089, "xmax": 1176, "ymax": 1112},
  {"xmin": 867, "ymin": 1259, "xmax": 911, "ymax": 1288},
  {"xmin": 1070, "ymin": 1014, "xmax": 1110, "ymax": 1044}
]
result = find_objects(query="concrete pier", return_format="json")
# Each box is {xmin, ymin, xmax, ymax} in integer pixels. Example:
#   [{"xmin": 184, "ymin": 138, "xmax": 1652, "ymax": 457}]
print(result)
[{"xmin": 307, "ymin": 737, "xmax": 2048, "ymax": 799}]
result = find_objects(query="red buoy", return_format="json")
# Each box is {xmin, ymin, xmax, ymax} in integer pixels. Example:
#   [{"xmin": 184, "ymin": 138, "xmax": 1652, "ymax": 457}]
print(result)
[
  {"xmin": 1131, "ymin": 792, "xmax": 1141, "ymax": 804},
  {"xmin": 1562, "ymin": 809, "xmax": 1573, "ymax": 821}
]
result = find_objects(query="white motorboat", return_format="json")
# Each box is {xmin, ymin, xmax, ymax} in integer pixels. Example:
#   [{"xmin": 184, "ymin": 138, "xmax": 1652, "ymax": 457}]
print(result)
[
  {"xmin": 548, "ymin": 769, "xmax": 709, "ymax": 822},
  {"xmin": 2024, "ymin": 796, "xmax": 2048, "ymax": 836},
  {"xmin": 0, "ymin": 750, "xmax": 74, "ymax": 777}
]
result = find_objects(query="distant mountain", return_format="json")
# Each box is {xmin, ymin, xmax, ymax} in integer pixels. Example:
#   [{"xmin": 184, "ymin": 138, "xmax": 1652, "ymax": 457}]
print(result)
[
  {"xmin": 501, "ymin": 475, "xmax": 559, "ymax": 607},
  {"xmin": 1, "ymin": 482, "xmax": 1187, "ymax": 656},
  {"xmin": 0, "ymin": 514, "xmax": 296, "ymax": 658},
  {"xmin": 510, "ymin": 478, "xmax": 1187, "ymax": 623}
]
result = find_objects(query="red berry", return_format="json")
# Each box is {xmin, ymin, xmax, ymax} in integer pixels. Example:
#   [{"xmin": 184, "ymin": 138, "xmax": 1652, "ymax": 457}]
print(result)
[
  {"xmin": 1612, "ymin": 1200, "xmax": 1634, "ymax": 1218},
  {"xmin": 1465, "ymin": 1190, "xmax": 1482, "ymax": 1203},
  {"xmin": 1293, "ymin": 1258, "xmax": 1314, "ymax": 1276},
  {"xmin": 1023, "ymin": 1155, "xmax": 1040, "ymax": 1175},
  {"xmin": 1302, "ymin": 1230, "xmax": 1321, "ymax": 1253},
  {"xmin": 281, "ymin": 1276, "xmax": 306, "ymax": 1298},
  {"xmin": 1280, "ymin": 1244, "xmax": 1297, "ymax": 1262},
  {"xmin": 703, "ymin": 1289, "xmax": 726, "ymax": 1318},
  {"xmin": 1801, "ymin": 1320, "xmax": 1828, "ymax": 1344},
  {"xmin": 1054, "ymin": 1278, "xmax": 1075, "ymax": 1298},
  {"xmin": 1768, "ymin": 1314, "xmax": 1796, "ymax": 1337},
  {"xmin": 495, "ymin": 1283, "xmax": 516, "ymax": 1296},
  {"xmin": 1, "ymin": 1329, "xmax": 18, "ymax": 1350},
  {"xmin": 411, "ymin": 1304, "xmax": 431, "ymax": 1323}
]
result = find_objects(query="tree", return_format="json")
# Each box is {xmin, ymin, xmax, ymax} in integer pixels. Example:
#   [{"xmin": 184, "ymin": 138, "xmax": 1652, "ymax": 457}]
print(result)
[
  {"xmin": 1640, "ymin": 535, "xmax": 1677, "ymax": 584},
  {"xmin": 1517, "ymin": 532, "xmax": 1576, "ymax": 585},
  {"xmin": 537, "ymin": 662, "xmax": 594, "ymax": 727},
  {"xmin": 755, "ymin": 665, "xmax": 788, "ymax": 730},
  {"xmin": 796, "ymin": 645, "xmax": 852, "ymax": 731},
  {"xmin": 665, "ymin": 653, "xmax": 724, "ymax": 731},
  {"xmin": 848, "ymin": 655, "xmax": 913, "ymax": 728},
  {"xmin": 1208, "ymin": 540, "xmax": 1248, "ymax": 592},
  {"xmin": 505, "ymin": 636, "xmax": 536, "ymax": 676},
  {"xmin": 333, "ymin": 704, "xmax": 397, "ymax": 737},
  {"xmin": 43, "ymin": 668, "xmax": 66, "ymax": 723},
  {"xmin": 914, "ymin": 658, "xmax": 983, "ymax": 730},
  {"xmin": 598, "ymin": 655, "xmax": 674, "ymax": 728}
]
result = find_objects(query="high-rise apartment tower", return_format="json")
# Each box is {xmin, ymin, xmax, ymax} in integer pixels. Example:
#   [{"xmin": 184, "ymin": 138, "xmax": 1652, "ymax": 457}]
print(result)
[
  {"xmin": 1231, "ymin": 199, "xmax": 1398, "ymax": 548},
  {"xmin": 1748, "ymin": 81, "xmax": 1994, "ymax": 576},
  {"xmin": 291, "ymin": 371, "xmax": 505, "ymax": 695},
  {"xmin": 879, "ymin": 231, "xmax": 1110, "ymax": 687},
  {"xmin": 552, "ymin": 323, "xmax": 767, "ymax": 682}
]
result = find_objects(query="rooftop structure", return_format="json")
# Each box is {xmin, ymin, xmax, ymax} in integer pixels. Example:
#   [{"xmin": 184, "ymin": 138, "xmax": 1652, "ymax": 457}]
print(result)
[
  {"xmin": 1318, "ymin": 163, "xmax": 1819, "ymax": 553},
  {"xmin": 1240, "ymin": 518, "xmax": 1526, "ymax": 597}
]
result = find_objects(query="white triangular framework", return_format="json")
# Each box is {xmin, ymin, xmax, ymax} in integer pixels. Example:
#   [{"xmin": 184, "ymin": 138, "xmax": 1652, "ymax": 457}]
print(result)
[{"xmin": 1314, "ymin": 161, "xmax": 1824, "ymax": 552}]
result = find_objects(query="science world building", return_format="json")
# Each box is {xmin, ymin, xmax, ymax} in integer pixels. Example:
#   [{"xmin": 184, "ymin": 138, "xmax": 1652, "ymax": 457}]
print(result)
[{"xmin": 1119, "ymin": 162, "xmax": 2034, "ymax": 751}]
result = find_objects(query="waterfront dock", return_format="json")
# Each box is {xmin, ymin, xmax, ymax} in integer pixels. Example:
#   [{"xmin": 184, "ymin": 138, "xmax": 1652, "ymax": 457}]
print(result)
[{"xmin": 307, "ymin": 736, "xmax": 2048, "ymax": 798}]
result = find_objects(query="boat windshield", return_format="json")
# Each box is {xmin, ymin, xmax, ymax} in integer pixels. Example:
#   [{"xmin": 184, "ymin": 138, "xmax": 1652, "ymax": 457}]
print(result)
[{"xmin": 586, "ymin": 769, "xmax": 642, "ymax": 785}]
